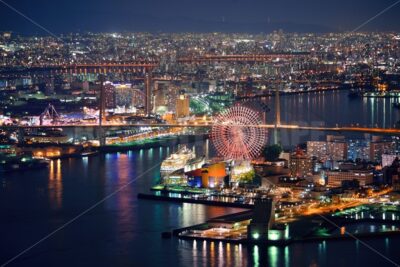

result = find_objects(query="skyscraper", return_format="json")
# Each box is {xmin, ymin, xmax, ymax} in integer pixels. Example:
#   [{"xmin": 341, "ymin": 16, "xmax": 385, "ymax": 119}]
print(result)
[
  {"xmin": 176, "ymin": 91, "xmax": 190, "ymax": 118},
  {"xmin": 104, "ymin": 82, "xmax": 116, "ymax": 109},
  {"xmin": 115, "ymin": 83, "xmax": 134, "ymax": 107},
  {"xmin": 370, "ymin": 136, "xmax": 396, "ymax": 162},
  {"xmin": 348, "ymin": 139, "xmax": 370, "ymax": 161},
  {"xmin": 307, "ymin": 141, "xmax": 328, "ymax": 160},
  {"xmin": 326, "ymin": 135, "xmax": 347, "ymax": 161},
  {"xmin": 289, "ymin": 150, "xmax": 313, "ymax": 177}
]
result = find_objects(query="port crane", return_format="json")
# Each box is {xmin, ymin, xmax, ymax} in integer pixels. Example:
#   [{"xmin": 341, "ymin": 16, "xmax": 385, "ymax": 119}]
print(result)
[{"xmin": 39, "ymin": 104, "xmax": 60, "ymax": 125}]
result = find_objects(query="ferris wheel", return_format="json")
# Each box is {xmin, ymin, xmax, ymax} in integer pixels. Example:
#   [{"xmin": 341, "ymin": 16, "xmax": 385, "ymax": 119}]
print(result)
[{"xmin": 211, "ymin": 104, "xmax": 268, "ymax": 160}]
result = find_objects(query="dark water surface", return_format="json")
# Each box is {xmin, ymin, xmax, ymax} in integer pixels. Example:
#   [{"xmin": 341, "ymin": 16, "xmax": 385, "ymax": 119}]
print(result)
[
  {"xmin": 1, "ymin": 91, "xmax": 400, "ymax": 266},
  {"xmin": 265, "ymin": 90, "xmax": 400, "ymax": 147}
]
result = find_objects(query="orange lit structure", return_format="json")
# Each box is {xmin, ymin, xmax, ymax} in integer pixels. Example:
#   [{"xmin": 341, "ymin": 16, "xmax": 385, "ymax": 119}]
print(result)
[{"xmin": 201, "ymin": 162, "xmax": 227, "ymax": 188}]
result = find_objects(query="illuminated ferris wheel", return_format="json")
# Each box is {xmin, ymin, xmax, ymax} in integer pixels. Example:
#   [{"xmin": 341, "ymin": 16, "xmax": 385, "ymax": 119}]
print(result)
[{"xmin": 211, "ymin": 104, "xmax": 268, "ymax": 160}]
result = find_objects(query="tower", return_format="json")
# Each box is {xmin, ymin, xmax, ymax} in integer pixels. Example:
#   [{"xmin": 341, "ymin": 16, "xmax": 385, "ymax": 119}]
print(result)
[
  {"xmin": 98, "ymin": 75, "xmax": 106, "ymax": 126},
  {"xmin": 176, "ymin": 91, "xmax": 190, "ymax": 118},
  {"xmin": 144, "ymin": 70, "xmax": 153, "ymax": 115},
  {"xmin": 98, "ymin": 75, "xmax": 106, "ymax": 146},
  {"xmin": 273, "ymin": 81, "xmax": 282, "ymax": 145},
  {"xmin": 247, "ymin": 198, "xmax": 275, "ymax": 242},
  {"xmin": 104, "ymin": 82, "xmax": 116, "ymax": 109}
]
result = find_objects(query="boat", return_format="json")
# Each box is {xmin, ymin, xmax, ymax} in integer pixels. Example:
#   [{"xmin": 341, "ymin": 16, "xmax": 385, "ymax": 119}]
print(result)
[
  {"xmin": 24, "ymin": 128, "xmax": 69, "ymax": 143},
  {"xmin": 160, "ymin": 146, "xmax": 196, "ymax": 176},
  {"xmin": 80, "ymin": 151, "xmax": 99, "ymax": 157},
  {"xmin": 0, "ymin": 154, "xmax": 49, "ymax": 172}
]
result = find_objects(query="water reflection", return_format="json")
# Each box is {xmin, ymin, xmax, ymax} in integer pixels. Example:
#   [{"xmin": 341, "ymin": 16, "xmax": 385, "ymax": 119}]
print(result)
[
  {"xmin": 114, "ymin": 152, "xmax": 134, "ymax": 243},
  {"xmin": 284, "ymin": 246, "xmax": 289, "ymax": 267},
  {"xmin": 48, "ymin": 159, "xmax": 62, "ymax": 209},
  {"xmin": 4, "ymin": 142, "xmax": 400, "ymax": 267},
  {"xmin": 180, "ymin": 240, "xmax": 318, "ymax": 267},
  {"xmin": 253, "ymin": 245, "xmax": 259, "ymax": 267},
  {"xmin": 177, "ymin": 240, "xmax": 396, "ymax": 267},
  {"xmin": 276, "ymin": 90, "xmax": 399, "ymax": 128},
  {"xmin": 385, "ymin": 238, "xmax": 390, "ymax": 254},
  {"xmin": 265, "ymin": 91, "xmax": 400, "ymax": 147},
  {"xmin": 226, "ymin": 243, "xmax": 231, "ymax": 266},
  {"xmin": 181, "ymin": 203, "xmax": 206, "ymax": 226},
  {"xmin": 268, "ymin": 246, "xmax": 279, "ymax": 267},
  {"xmin": 148, "ymin": 148, "xmax": 153, "ymax": 160}
]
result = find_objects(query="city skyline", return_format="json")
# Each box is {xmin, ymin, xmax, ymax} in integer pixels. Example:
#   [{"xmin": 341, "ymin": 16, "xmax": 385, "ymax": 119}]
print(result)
[{"xmin": 1, "ymin": 1, "xmax": 400, "ymax": 267}]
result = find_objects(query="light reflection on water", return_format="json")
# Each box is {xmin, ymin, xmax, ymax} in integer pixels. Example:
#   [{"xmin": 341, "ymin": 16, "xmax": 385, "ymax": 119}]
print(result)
[
  {"xmin": 48, "ymin": 159, "xmax": 62, "ymax": 209},
  {"xmin": 179, "ymin": 240, "xmax": 307, "ymax": 267},
  {"xmin": 265, "ymin": 90, "xmax": 400, "ymax": 147},
  {"xmin": 177, "ymin": 237, "xmax": 400, "ymax": 267},
  {"xmin": 1, "ymin": 105, "xmax": 400, "ymax": 266},
  {"xmin": 253, "ymin": 245, "xmax": 259, "ymax": 267},
  {"xmin": 114, "ymin": 152, "xmax": 134, "ymax": 243}
]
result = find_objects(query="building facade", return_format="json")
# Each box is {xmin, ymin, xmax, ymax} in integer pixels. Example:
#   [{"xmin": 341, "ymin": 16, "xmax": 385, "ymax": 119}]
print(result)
[
  {"xmin": 289, "ymin": 151, "xmax": 313, "ymax": 177},
  {"xmin": 326, "ymin": 170, "xmax": 374, "ymax": 187}
]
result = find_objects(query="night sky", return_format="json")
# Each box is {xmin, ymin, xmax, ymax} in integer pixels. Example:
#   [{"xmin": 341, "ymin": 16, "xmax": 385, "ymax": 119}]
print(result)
[{"xmin": 0, "ymin": 0, "xmax": 399, "ymax": 34}]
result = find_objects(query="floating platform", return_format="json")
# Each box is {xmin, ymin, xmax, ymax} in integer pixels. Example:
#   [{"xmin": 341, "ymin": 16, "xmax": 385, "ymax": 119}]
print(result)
[{"xmin": 137, "ymin": 193, "xmax": 254, "ymax": 209}]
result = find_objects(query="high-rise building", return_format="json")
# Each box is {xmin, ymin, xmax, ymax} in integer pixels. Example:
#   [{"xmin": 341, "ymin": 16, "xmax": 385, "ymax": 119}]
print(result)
[
  {"xmin": 382, "ymin": 154, "xmax": 399, "ymax": 168},
  {"xmin": 104, "ymin": 82, "xmax": 116, "ymax": 109},
  {"xmin": 132, "ymin": 87, "xmax": 145, "ymax": 110},
  {"xmin": 153, "ymin": 81, "xmax": 169, "ymax": 114},
  {"xmin": 176, "ymin": 91, "xmax": 190, "ymax": 118},
  {"xmin": 167, "ymin": 83, "xmax": 180, "ymax": 112},
  {"xmin": 348, "ymin": 139, "xmax": 370, "ymax": 161},
  {"xmin": 144, "ymin": 73, "xmax": 152, "ymax": 114},
  {"xmin": 307, "ymin": 141, "xmax": 328, "ymax": 160},
  {"xmin": 370, "ymin": 136, "xmax": 396, "ymax": 162},
  {"xmin": 326, "ymin": 135, "xmax": 347, "ymax": 160},
  {"xmin": 307, "ymin": 136, "xmax": 347, "ymax": 162},
  {"xmin": 308, "ymin": 136, "xmax": 397, "ymax": 163},
  {"xmin": 115, "ymin": 83, "xmax": 133, "ymax": 107},
  {"xmin": 289, "ymin": 150, "xmax": 313, "ymax": 177}
]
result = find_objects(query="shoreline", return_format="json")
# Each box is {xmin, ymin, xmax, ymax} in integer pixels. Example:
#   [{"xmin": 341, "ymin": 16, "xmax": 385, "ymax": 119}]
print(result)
[
  {"xmin": 236, "ymin": 86, "xmax": 349, "ymax": 99},
  {"xmin": 16, "ymin": 134, "xmax": 208, "ymax": 160},
  {"xmin": 138, "ymin": 193, "xmax": 400, "ymax": 246}
]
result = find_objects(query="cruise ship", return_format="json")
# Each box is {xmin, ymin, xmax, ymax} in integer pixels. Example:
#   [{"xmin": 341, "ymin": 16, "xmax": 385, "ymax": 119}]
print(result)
[
  {"xmin": 160, "ymin": 146, "xmax": 195, "ymax": 176},
  {"xmin": 24, "ymin": 128, "xmax": 69, "ymax": 143}
]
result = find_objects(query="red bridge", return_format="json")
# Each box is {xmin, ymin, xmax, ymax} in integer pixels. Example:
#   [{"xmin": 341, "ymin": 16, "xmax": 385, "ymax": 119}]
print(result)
[{"xmin": 176, "ymin": 53, "xmax": 310, "ymax": 63}]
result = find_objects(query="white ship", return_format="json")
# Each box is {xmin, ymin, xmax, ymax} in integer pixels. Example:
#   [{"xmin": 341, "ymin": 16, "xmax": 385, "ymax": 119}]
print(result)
[{"xmin": 160, "ymin": 146, "xmax": 195, "ymax": 176}]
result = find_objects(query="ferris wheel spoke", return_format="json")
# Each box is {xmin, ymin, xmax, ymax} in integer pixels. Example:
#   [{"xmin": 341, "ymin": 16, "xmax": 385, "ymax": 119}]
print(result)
[{"xmin": 211, "ymin": 104, "xmax": 268, "ymax": 160}]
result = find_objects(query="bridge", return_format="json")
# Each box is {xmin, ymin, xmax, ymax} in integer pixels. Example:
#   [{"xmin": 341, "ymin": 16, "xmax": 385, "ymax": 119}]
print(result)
[
  {"xmin": 0, "ymin": 62, "xmax": 159, "ymax": 75},
  {"xmin": 0, "ymin": 53, "xmax": 309, "ymax": 74},
  {"xmin": 0, "ymin": 54, "xmax": 310, "ymax": 116},
  {"xmin": 2, "ymin": 123, "xmax": 400, "ymax": 135},
  {"xmin": 177, "ymin": 53, "xmax": 310, "ymax": 64},
  {"xmin": 1, "ymin": 53, "xmax": 395, "ymax": 145}
]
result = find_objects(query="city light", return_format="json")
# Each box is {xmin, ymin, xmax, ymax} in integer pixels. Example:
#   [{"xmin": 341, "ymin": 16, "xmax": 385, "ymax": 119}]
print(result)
[{"xmin": 1, "ymin": 3, "xmax": 400, "ymax": 266}]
